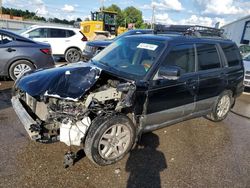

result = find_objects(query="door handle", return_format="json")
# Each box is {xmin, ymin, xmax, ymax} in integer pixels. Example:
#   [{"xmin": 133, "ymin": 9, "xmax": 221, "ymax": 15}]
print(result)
[{"xmin": 7, "ymin": 48, "xmax": 16, "ymax": 52}]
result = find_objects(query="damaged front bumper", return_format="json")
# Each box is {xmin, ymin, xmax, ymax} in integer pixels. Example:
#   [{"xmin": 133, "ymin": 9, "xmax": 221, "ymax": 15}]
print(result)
[{"xmin": 11, "ymin": 96, "xmax": 41, "ymax": 141}]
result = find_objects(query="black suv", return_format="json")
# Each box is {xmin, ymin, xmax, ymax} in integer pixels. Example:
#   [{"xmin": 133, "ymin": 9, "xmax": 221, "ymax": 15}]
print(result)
[{"xmin": 12, "ymin": 26, "xmax": 244, "ymax": 166}]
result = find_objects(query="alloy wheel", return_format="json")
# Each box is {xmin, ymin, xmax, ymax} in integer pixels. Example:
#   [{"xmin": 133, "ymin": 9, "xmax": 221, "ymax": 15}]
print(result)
[
  {"xmin": 13, "ymin": 63, "xmax": 32, "ymax": 78},
  {"xmin": 98, "ymin": 124, "xmax": 131, "ymax": 160},
  {"xmin": 216, "ymin": 95, "xmax": 231, "ymax": 118}
]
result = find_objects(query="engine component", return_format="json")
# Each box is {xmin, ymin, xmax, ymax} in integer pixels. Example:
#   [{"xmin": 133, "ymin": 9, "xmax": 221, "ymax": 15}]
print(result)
[
  {"xmin": 60, "ymin": 116, "xmax": 91, "ymax": 146},
  {"xmin": 84, "ymin": 87, "xmax": 122, "ymax": 107}
]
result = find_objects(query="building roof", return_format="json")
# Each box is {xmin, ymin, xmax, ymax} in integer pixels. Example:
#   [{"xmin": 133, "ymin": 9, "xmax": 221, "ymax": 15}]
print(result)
[{"xmin": 222, "ymin": 15, "xmax": 250, "ymax": 28}]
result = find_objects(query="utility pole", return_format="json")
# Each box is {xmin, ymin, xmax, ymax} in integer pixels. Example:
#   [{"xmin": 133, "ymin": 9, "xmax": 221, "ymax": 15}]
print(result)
[
  {"xmin": 100, "ymin": 0, "xmax": 104, "ymax": 11},
  {"xmin": 151, "ymin": 5, "xmax": 155, "ymax": 29}
]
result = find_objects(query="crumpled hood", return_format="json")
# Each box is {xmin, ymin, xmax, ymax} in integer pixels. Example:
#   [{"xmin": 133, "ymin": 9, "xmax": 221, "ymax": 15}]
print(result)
[{"xmin": 15, "ymin": 62, "xmax": 102, "ymax": 101}]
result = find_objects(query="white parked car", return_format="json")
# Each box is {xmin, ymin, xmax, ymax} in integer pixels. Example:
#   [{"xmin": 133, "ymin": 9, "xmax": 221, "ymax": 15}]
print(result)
[
  {"xmin": 243, "ymin": 53, "xmax": 250, "ymax": 88},
  {"xmin": 19, "ymin": 25, "xmax": 87, "ymax": 63}
]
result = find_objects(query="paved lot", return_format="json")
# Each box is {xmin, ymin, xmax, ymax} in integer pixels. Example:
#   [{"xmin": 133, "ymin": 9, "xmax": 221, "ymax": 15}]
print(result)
[{"xmin": 0, "ymin": 80, "xmax": 250, "ymax": 188}]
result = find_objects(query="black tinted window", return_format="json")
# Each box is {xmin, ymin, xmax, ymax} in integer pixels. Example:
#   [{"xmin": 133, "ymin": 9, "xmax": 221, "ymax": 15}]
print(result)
[
  {"xmin": 49, "ymin": 29, "xmax": 66, "ymax": 38},
  {"xmin": 0, "ymin": 34, "xmax": 13, "ymax": 44},
  {"xmin": 197, "ymin": 44, "xmax": 221, "ymax": 70},
  {"xmin": 67, "ymin": 30, "xmax": 75, "ymax": 37},
  {"xmin": 221, "ymin": 44, "xmax": 241, "ymax": 67},
  {"xmin": 28, "ymin": 28, "xmax": 48, "ymax": 38},
  {"xmin": 163, "ymin": 44, "xmax": 195, "ymax": 74}
]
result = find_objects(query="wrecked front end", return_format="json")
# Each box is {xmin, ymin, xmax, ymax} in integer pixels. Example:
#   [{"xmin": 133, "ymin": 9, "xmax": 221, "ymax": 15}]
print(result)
[{"xmin": 12, "ymin": 63, "xmax": 136, "ymax": 146}]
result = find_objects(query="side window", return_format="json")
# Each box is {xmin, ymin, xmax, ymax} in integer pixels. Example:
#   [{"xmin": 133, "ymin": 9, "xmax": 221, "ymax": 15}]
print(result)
[
  {"xmin": 197, "ymin": 44, "xmax": 221, "ymax": 70},
  {"xmin": 66, "ymin": 30, "xmax": 75, "ymax": 37},
  {"xmin": 0, "ymin": 34, "xmax": 14, "ymax": 44},
  {"xmin": 221, "ymin": 43, "xmax": 241, "ymax": 67},
  {"xmin": 49, "ymin": 29, "xmax": 66, "ymax": 38},
  {"xmin": 28, "ymin": 28, "xmax": 48, "ymax": 38},
  {"xmin": 162, "ymin": 44, "xmax": 196, "ymax": 74}
]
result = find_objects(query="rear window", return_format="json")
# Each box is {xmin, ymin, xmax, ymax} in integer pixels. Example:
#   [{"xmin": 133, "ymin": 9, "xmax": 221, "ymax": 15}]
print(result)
[
  {"xmin": 197, "ymin": 44, "xmax": 221, "ymax": 70},
  {"xmin": 67, "ymin": 30, "xmax": 75, "ymax": 37},
  {"xmin": 0, "ymin": 34, "xmax": 14, "ymax": 44},
  {"xmin": 221, "ymin": 43, "xmax": 241, "ymax": 67}
]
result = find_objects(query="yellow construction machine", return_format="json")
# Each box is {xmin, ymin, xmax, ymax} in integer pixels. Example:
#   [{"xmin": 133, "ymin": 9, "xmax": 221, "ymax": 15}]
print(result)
[{"xmin": 80, "ymin": 10, "xmax": 127, "ymax": 41}]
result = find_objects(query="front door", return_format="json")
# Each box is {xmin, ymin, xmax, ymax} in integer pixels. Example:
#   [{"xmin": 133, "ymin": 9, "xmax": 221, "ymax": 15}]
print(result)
[{"xmin": 144, "ymin": 44, "xmax": 198, "ymax": 129}]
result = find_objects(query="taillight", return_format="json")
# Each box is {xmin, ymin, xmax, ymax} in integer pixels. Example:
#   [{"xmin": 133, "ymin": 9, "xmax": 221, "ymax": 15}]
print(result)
[
  {"xmin": 40, "ymin": 48, "xmax": 52, "ymax": 55},
  {"xmin": 80, "ymin": 31, "xmax": 88, "ymax": 41}
]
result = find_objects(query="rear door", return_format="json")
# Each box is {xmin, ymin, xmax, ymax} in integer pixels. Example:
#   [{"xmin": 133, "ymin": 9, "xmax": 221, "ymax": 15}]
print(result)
[
  {"xmin": 145, "ymin": 44, "xmax": 198, "ymax": 127},
  {"xmin": 195, "ymin": 43, "xmax": 226, "ymax": 111},
  {"xmin": 46, "ymin": 28, "xmax": 67, "ymax": 55},
  {"xmin": 0, "ymin": 33, "xmax": 17, "ymax": 75},
  {"xmin": 220, "ymin": 43, "xmax": 244, "ymax": 95}
]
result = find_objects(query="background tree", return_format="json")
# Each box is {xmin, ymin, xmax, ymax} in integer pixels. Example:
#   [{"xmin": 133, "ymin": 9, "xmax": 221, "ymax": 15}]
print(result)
[
  {"xmin": 76, "ymin": 18, "xmax": 82, "ymax": 22},
  {"xmin": 105, "ymin": 4, "xmax": 124, "ymax": 27},
  {"xmin": 123, "ymin": 6, "xmax": 143, "ymax": 28}
]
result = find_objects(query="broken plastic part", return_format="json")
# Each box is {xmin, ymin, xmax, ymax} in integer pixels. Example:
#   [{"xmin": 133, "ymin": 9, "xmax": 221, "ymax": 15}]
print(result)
[
  {"xmin": 63, "ymin": 151, "xmax": 76, "ymax": 168},
  {"xmin": 85, "ymin": 87, "xmax": 122, "ymax": 108}
]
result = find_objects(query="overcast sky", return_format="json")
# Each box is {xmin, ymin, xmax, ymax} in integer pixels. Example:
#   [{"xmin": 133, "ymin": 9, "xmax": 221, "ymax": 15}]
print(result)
[{"xmin": 2, "ymin": 0, "xmax": 250, "ymax": 27}]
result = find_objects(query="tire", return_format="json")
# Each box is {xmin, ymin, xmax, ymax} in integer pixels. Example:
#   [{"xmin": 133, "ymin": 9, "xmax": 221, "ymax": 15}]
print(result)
[
  {"xmin": 206, "ymin": 90, "xmax": 233, "ymax": 122},
  {"xmin": 84, "ymin": 114, "xmax": 136, "ymax": 166},
  {"xmin": 65, "ymin": 48, "xmax": 81, "ymax": 63},
  {"xmin": 9, "ymin": 60, "xmax": 34, "ymax": 80}
]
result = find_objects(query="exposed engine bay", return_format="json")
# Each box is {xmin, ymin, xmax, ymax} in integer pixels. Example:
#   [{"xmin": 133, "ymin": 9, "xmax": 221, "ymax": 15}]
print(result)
[{"xmin": 14, "ymin": 72, "xmax": 136, "ymax": 146}]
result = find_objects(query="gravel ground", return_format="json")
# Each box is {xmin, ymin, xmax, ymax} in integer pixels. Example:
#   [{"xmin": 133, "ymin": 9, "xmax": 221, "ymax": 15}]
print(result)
[{"xmin": 0, "ymin": 79, "xmax": 250, "ymax": 188}]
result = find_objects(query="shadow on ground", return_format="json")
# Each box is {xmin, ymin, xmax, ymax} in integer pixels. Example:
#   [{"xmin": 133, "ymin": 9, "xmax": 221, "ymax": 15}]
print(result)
[
  {"xmin": 126, "ymin": 132, "xmax": 167, "ymax": 188},
  {"xmin": 245, "ymin": 87, "xmax": 250, "ymax": 93},
  {"xmin": 0, "ymin": 89, "xmax": 12, "ymax": 111}
]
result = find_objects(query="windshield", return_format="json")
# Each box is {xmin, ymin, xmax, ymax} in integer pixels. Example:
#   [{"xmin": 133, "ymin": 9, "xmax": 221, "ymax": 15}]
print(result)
[{"xmin": 92, "ymin": 37, "xmax": 165, "ymax": 79}]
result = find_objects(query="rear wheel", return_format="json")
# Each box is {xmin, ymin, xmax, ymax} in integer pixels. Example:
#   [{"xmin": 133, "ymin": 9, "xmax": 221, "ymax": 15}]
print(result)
[
  {"xmin": 84, "ymin": 115, "xmax": 136, "ymax": 166},
  {"xmin": 65, "ymin": 48, "xmax": 81, "ymax": 63},
  {"xmin": 206, "ymin": 91, "xmax": 232, "ymax": 122},
  {"xmin": 9, "ymin": 60, "xmax": 34, "ymax": 80}
]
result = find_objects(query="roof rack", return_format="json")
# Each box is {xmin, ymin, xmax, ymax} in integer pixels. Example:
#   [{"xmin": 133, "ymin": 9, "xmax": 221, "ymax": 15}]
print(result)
[{"xmin": 154, "ymin": 24, "xmax": 226, "ymax": 39}]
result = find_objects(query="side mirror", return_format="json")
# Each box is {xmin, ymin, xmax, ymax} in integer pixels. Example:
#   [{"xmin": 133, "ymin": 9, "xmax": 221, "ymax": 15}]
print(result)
[{"xmin": 158, "ymin": 66, "xmax": 181, "ymax": 80}]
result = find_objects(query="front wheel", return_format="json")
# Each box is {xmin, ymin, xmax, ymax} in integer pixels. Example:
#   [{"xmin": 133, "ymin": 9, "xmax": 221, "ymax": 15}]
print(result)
[
  {"xmin": 84, "ymin": 115, "xmax": 136, "ymax": 166},
  {"xmin": 65, "ymin": 48, "xmax": 81, "ymax": 63},
  {"xmin": 206, "ymin": 91, "xmax": 232, "ymax": 122}
]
